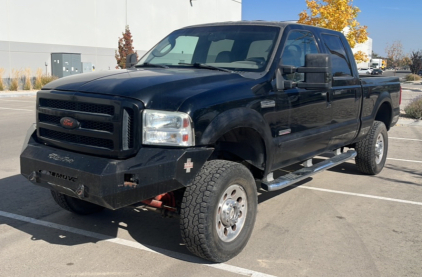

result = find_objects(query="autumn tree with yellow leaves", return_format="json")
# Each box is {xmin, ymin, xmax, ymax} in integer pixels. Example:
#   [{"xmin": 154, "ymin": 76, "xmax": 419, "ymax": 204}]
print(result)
[{"xmin": 298, "ymin": 0, "xmax": 369, "ymax": 63}]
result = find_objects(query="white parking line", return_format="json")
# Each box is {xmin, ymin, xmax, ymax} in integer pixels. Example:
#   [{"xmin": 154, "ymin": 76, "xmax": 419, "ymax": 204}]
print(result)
[
  {"xmin": 387, "ymin": 158, "xmax": 422, "ymax": 164},
  {"xmin": 299, "ymin": 186, "xmax": 422, "ymax": 206},
  {"xmin": 390, "ymin": 137, "xmax": 422, "ymax": 142},
  {"xmin": 0, "ymin": 210, "xmax": 277, "ymax": 277},
  {"xmin": 0, "ymin": 107, "xmax": 33, "ymax": 112}
]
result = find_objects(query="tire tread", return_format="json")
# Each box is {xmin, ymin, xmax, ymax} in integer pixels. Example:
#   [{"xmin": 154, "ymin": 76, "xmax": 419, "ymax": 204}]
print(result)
[
  {"xmin": 180, "ymin": 160, "xmax": 255, "ymax": 262},
  {"xmin": 355, "ymin": 121, "xmax": 387, "ymax": 175}
]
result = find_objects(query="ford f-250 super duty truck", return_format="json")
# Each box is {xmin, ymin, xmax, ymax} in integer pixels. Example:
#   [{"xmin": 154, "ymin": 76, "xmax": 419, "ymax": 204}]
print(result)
[{"xmin": 21, "ymin": 22, "xmax": 401, "ymax": 262}]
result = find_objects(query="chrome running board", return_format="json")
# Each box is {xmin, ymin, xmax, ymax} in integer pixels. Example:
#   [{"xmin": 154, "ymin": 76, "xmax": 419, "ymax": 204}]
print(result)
[{"xmin": 261, "ymin": 150, "xmax": 357, "ymax": 192}]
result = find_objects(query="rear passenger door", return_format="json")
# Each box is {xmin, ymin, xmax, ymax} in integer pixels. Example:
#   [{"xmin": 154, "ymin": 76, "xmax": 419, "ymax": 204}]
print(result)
[{"xmin": 321, "ymin": 34, "xmax": 362, "ymax": 149}]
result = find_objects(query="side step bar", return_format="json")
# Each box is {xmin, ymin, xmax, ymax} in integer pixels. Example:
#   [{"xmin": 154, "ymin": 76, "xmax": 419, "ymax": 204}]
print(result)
[{"xmin": 261, "ymin": 150, "xmax": 357, "ymax": 192}]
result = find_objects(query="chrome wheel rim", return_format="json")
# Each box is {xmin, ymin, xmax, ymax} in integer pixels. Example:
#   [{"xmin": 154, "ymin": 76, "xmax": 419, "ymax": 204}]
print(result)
[
  {"xmin": 375, "ymin": 133, "xmax": 384, "ymax": 164},
  {"xmin": 216, "ymin": 184, "xmax": 247, "ymax": 242}
]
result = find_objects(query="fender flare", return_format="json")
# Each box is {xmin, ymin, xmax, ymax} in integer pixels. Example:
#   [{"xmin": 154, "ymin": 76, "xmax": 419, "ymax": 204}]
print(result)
[
  {"xmin": 372, "ymin": 91, "xmax": 393, "ymax": 127},
  {"xmin": 199, "ymin": 108, "xmax": 273, "ymax": 174}
]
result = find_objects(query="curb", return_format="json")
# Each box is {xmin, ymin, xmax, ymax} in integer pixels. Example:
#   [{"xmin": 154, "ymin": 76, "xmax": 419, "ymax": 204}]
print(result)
[
  {"xmin": 396, "ymin": 117, "xmax": 422, "ymax": 127},
  {"xmin": 399, "ymin": 82, "xmax": 422, "ymax": 91},
  {"xmin": 401, "ymin": 87, "xmax": 422, "ymax": 91},
  {"xmin": 0, "ymin": 91, "xmax": 37, "ymax": 98}
]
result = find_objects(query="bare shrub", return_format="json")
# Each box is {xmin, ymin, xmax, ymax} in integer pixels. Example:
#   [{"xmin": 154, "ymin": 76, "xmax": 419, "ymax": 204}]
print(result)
[
  {"xmin": 405, "ymin": 74, "xmax": 421, "ymax": 81},
  {"xmin": 23, "ymin": 68, "xmax": 32, "ymax": 90},
  {"xmin": 9, "ymin": 69, "xmax": 21, "ymax": 91},
  {"xmin": 404, "ymin": 95, "xmax": 422, "ymax": 119},
  {"xmin": 0, "ymin": 68, "xmax": 5, "ymax": 91},
  {"xmin": 41, "ymin": 75, "xmax": 58, "ymax": 86},
  {"xmin": 34, "ymin": 68, "xmax": 43, "ymax": 90}
]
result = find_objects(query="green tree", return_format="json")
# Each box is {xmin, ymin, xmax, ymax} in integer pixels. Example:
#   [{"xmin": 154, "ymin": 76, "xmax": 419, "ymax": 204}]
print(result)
[
  {"xmin": 298, "ymin": 0, "xmax": 369, "ymax": 63},
  {"xmin": 115, "ymin": 25, "xmax": 138, "ymax": 69}
]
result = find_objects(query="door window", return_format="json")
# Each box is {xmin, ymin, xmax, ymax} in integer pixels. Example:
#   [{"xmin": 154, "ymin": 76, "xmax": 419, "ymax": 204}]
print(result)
[
  {"xmin": 321, "ymin": 34, "xmax": 352, "ymax": 77},
  {"xmin": 281, "ymin": 31, "xmax": 319, "ymax": 81}
]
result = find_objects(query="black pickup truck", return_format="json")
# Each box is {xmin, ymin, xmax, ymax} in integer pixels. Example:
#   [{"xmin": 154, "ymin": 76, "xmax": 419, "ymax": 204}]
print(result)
[{"xmin": 21, "ymin": 21, "xmax": 401, "ymax": 262}]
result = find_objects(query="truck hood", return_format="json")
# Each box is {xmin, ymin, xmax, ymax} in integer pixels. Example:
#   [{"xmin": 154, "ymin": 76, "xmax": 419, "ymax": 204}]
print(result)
[{"xmin": 43, "ymin": 68, "xmax": 247, "ymax": 110}]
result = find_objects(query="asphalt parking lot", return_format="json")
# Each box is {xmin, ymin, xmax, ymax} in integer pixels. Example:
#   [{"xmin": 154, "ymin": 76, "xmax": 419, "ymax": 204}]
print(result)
[{"xmin": 0, "ymin": 95, "xmax": 421, "ymax": 277}]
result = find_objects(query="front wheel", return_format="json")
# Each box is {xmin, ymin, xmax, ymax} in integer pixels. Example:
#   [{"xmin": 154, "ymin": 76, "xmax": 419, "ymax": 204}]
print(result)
[
  {"xmin": 355, "ymin": 120, "xmax": 388, "ymax": 175},
  {"xmin": 180, "ymin": 160, "xmax": 257, "ymax": 262}
]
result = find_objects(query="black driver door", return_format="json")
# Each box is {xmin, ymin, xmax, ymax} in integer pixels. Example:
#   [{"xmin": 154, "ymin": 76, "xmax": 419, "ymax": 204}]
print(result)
[{"xmin": 272, "ymin": 30, "xmax": 332, "ymax": 169}]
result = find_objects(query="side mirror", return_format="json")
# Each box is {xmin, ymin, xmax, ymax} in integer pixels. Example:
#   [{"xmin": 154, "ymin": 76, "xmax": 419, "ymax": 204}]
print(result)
[
  {"xmin": 276, "ymin": 53, "xmax": 332, "ymax": 91},
  {"xmin": 126, "ymin": 53, "xmax": 137, "ymax": 68},
  {"xmin": 298, "ymin": 53, "xmax": 332, "ymax": 89}
]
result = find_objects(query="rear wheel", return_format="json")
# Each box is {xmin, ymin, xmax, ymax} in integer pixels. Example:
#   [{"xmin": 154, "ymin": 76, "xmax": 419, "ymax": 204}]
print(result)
[
  {"xmin": 51, "ymin": 191, "xmax": 105, "ymax": 215},
  {"xmin": 180, "ymin": 160, "xmax": 257, "ymax": 262},
  {"xmin": 355, "ymin": 121, "xmax": 388, "ymax": 175}
]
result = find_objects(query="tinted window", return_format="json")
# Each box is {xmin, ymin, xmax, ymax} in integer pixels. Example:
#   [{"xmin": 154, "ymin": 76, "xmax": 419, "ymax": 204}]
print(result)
[
  {"xmin": 137, "ymin": 25, "xmax": 280, "ymax": 72},
  {"xmin": 281, "ymin": 31, "xmax": 319, "ymax": 81},
  {"xmin": 207, "ymin": 39, "xmax": 234, "ymax": 63},
  {"xmin": 321, "ymin": 34, "xmax": 352, "ymax": 77},
  {"xmin": 153, "ymin": 36, "xmax": 199, "ymax": 65},
  {"xmin": 246, "ymin": 40, "xmax": 274, "ymax": 60}
]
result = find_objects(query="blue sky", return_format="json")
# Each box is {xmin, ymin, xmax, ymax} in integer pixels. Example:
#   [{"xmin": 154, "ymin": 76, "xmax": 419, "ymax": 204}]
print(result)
[{"xmin": 242, "ymin": 0, "xmax": 422, "ymax": 57}]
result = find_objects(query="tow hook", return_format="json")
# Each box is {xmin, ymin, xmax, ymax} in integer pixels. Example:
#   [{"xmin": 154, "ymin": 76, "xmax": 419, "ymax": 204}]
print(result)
[
  {"xmin": 75, "ymin": 184, "xmax": 85, "ymax": 198},
  {"xmin": 28, "ymin": 171, "xmax": 39, "ymax": 183}
]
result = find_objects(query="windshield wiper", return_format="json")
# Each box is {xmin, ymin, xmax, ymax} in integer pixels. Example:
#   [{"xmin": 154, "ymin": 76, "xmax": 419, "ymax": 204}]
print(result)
[
  {"xmin": 178, "ymin": 63, "xmax": 232, "ymax": 73},
  {"xmin": 135, "ymin": 63, "xmax": 169, "ymax": 68}
]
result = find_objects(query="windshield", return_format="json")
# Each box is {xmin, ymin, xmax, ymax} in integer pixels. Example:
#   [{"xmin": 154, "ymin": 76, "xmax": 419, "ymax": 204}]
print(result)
[{"xmin": 137, "ymin": 25, "xmax": 280, "ymax": 72}]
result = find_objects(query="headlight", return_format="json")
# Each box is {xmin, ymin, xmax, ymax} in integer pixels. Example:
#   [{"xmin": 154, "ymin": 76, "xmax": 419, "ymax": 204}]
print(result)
[{"xmin": 143, "ymin": 110, "xmax": 195, "ymax": 146}]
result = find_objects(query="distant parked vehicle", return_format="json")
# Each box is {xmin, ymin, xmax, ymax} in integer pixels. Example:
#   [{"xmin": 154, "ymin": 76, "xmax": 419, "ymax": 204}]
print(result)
[
  {"xmin": 358, "ymin": 68, "xmax": 371, "ymax": 74},
  {"xmin": 418, "ymin": 70, "xmax": 422, "ymax": 76},
  {"xmin": 370, "ymin": 58, "xmax": 386, "ymax": 70},
  {"xmin": 371, "ymin": 69, "xmax": 383, "ymax": 75}
]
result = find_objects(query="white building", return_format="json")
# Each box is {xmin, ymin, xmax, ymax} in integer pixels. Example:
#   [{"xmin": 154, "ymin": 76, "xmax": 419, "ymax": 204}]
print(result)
[
  {"xmin": 341, "ymin": 27, "xmax": 373, "ymax": 69},
  {"xmin": 352, "ymin": 37, "xmax": 373, "ymax": 69},
  {"xmin": 0, "ymin": 0, "xmax": 241, "ymax": 77}
]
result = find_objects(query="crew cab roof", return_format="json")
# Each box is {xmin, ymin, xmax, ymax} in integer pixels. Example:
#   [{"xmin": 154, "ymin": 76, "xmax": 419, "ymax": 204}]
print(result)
[
  {"xmin": 179, "ymin": 20, "xmax": 336, "ymax": 33},
  {"xmin": 180, "ymin": 21, "xmax": 294, "ymax": 28}
]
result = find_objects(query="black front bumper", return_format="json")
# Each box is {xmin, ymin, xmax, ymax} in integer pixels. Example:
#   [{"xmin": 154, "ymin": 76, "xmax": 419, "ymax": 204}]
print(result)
[{"xmin": 20, "ymin": 133, "xmax": 213, "ymax": 210}]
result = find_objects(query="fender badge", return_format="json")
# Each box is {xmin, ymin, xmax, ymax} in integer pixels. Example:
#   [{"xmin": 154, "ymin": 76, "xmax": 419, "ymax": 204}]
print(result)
[
  {"xmin": 184, "ymin": 158, "xmax": 194, "ymax": 173},
  {"xmin": 49, "ymin": 153, "xmax": 74, "ymax": 163}
]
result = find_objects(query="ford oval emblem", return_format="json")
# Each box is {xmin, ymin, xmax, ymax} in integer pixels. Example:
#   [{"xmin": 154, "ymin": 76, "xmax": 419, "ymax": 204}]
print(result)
[{"xmin": 60, "ymin": 117, "xmax": 80, "ymax": 129}]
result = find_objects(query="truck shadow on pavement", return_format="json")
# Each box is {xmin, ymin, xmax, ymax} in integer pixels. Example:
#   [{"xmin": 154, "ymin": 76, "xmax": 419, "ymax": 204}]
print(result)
[
  {"xmin": 319, "ymin": 160, "xmax": 422, "ymax": 186},
  {"xmin": 0, "ymin": 173, "xmax": 336, "ymax": 263},
  {"xmin": 0, "ymin": 174, "xmax": 207, "ymax": 263},
  {"xmin": 382, "ymin": 164, "xmax": 422, "ymax": 187}
]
